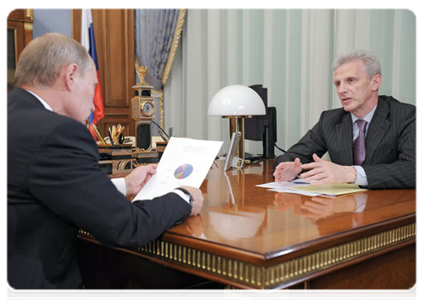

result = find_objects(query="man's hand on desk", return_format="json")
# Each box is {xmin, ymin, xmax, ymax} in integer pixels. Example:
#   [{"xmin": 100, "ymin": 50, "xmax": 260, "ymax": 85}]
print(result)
[
  {"xmin": 124, "ymin": 164, "xmax": 157, "ymax": 198},
  {"xmin": 301, "ymin": 154, "xmax": 356, "ymax": 185},
  {"xmin": 273, "ymin": 157, "xmax": 302, "ymax": 182},
  {"xmin": 179, "ymin": 186, "xmax": 204, "ymax": 216}
]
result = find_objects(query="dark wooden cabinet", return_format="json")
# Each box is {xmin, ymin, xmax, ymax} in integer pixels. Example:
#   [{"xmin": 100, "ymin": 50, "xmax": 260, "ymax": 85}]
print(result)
[{"xmin": 7, "ymin": 9, "xmax": 34, "ymax": 92}]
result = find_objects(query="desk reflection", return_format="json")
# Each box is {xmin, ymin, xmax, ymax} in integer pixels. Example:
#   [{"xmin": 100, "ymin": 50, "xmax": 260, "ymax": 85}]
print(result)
[
  {"xmin": 208, "ymin": 206, "xmax": 266, "ymax": 240},
  {"xmin": 274, "ymin": 193, "xmax": 367, "ymax": 223},
  {"xmin": 178, "ymin": 205, "xmax": 266, "ymax": 241},
  {"xmin": 182, "ymin": 214, "xmax": 204, "ymax": 237}
]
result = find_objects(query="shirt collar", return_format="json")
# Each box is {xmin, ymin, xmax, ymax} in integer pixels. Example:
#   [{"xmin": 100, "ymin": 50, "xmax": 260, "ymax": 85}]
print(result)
[
  {"xmin": 351, "ymin": 104, "xmax": 377, "ymax": 124},
  {"xmin": 26, "ymin": 90, "xmax": 53, "ymax": 112}
]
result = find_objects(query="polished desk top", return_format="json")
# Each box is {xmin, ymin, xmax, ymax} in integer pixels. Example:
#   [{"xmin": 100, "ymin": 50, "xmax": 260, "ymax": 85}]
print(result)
[
  {"xmin": 166, "ymin": 159, "xmax": 415, "ymax": 259},
  {"xmin": 80, "ymin": 159, "xmax": 416, "ymax": 288}
]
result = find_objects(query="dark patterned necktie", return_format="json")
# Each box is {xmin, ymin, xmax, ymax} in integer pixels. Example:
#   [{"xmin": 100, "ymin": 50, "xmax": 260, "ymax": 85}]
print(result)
[{"xmin": 353, "ymin": 119, "xmax": 367, "ymax": 165}]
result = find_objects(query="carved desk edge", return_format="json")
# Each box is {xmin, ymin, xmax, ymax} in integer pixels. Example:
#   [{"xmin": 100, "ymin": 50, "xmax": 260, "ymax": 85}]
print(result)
[{"xmin": 78, "ymin": 217, "xmax": 415, "ymax": 289}]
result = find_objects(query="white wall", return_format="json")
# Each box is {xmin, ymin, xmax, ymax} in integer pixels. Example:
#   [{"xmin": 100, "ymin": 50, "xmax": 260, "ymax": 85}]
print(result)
[{"xmin": 164, "ymin": 9, "xmax": 416, "ymax": 156}]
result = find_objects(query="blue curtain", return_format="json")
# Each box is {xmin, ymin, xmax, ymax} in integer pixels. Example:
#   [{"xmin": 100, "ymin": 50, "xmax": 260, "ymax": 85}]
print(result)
[{"xmin": 134, "ymin": 9, "xmax": 182, "ymax": 90}]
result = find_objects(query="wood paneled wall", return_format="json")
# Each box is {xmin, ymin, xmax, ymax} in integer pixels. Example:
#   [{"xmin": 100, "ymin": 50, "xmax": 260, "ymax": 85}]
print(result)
[
  {"xmin": 8, "ymin": 9, "xmax": 34, "ymax": 60},
  {"xmin": 72, "ymin": 9, "xmax": 135, "ymax": 136}
]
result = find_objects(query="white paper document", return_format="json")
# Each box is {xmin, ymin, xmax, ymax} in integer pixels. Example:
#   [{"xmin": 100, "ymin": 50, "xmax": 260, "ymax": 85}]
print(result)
[
  {"xmin": 256, "ymin": 178, "xmax": 310, "ymax": 189},
  {"xmin": 257, "ymin": 179, "xmax": 366, "ymax": 197},
  {"xmin": 133, "ymin": 137, "xmax": 223, "ymax": 201},
  {"xmin": 256, "ymin": 179, "xmax": 319, "ymax": 196}
]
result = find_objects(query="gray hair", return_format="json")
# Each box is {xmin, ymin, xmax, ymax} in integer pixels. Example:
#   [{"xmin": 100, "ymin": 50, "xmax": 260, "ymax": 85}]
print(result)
[
  {"xmin": 14, "ymin": 33, "xmax": 93, "ymax": 88},
  {"xmin": 332, "ymin": 49, "xmax": 382, "ymax": 79}
]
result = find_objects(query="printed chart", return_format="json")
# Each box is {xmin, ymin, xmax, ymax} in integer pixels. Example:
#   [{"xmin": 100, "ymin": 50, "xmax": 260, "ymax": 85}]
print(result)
[{"xmin": 174, "ymin": 164, "xmax": 194, "ymax": 179}]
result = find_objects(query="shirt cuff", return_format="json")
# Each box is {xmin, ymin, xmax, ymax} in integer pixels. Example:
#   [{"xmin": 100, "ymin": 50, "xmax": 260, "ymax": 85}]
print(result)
[
  {"xmin": 353, "ymin": 166, "xmax": 368, "ymax": 187},
  {"xmin": 171, "ymin": 189, "xmax": 191, "ymax": 204},
  {"xmin": 111, "ymin": 178, "xmax": 126, "ymax": 196}
]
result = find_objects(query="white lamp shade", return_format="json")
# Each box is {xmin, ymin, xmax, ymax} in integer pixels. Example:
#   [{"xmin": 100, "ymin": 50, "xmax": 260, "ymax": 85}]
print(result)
[{"xmin": 208, "ymin": 85, "xmax": 266, "ymax": 116}]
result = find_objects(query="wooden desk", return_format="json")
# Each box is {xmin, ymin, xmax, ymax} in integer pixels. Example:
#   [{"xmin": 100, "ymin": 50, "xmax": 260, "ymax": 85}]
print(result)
[{"xmin": 78, "ymin": 159, "xmax": 415, "ymax": 289}]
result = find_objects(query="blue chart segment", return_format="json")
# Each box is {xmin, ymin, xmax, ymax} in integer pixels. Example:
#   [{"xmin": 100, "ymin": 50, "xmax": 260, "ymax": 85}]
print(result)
[{"xmin": 174, "ymin": 164, "xmax": 194, "ymax": 179}]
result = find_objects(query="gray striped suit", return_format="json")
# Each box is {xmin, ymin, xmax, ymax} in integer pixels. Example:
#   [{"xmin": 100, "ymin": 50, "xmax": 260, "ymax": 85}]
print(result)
[{"xmin": 274, "ymin": 96, "xmax": 415, "ymax": 189}]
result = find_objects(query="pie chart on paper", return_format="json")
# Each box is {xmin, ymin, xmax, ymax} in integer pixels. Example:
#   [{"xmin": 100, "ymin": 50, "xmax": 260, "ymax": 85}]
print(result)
[{"xmin": 174, "ymin": 164, "xmax": 194, "ymax": 179}]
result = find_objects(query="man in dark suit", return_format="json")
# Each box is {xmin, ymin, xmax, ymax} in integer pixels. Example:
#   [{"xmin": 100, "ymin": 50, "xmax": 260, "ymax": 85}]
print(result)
[
  {"xmin": 8, "ymin": 33, "xmax": 204, "ymax": 289},
  {"xmin": 273, "ymin": 50, "xmax": 415, "ymax": 189}
]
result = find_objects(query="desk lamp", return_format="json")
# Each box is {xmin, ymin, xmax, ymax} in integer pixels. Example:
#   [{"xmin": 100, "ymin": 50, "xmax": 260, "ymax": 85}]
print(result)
[{"xmin": 208, "ymin": 85, "xmax": 266, "ymax": 161}]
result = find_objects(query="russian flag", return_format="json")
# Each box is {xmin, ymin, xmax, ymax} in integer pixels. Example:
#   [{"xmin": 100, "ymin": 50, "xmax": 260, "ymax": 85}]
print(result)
[{"xmin": 81, "ymin": 9, "xmax": 104, "ymax": 132}]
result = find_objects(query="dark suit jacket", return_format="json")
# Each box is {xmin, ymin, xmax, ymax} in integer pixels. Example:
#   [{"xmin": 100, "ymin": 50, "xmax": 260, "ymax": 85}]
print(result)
[
  {"xmin": 274, "ymin": 96, "xmax": 415, "ymax": 189},
  {"xmin": 8, "ymin": 88, "xmax": 191, "ymax": 289}
]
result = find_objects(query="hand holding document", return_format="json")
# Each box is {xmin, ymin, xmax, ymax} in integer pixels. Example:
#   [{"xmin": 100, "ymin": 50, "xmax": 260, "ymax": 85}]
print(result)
[
  {"xmin": 257, "ymin": 179, "xmax": 367, "ymax": 197},
  {"xmin": 134, "ymin": 137, "xmax": 223, "ymax": 201}
]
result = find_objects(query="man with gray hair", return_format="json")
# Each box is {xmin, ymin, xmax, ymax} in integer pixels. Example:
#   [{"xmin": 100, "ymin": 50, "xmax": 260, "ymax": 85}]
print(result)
[
  {"xmin": 273, "ymin": 49, "xmax": 415, "ymax": 189},
  {"xmin": 8, "ymin": 33, "xmax": 203, "ymax": 289}
]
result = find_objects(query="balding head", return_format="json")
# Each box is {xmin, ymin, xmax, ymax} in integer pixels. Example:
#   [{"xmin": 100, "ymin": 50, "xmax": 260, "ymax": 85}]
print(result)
[{"xmin": 14, "ymin": 33, "xmax": 93, "ymax": 88}]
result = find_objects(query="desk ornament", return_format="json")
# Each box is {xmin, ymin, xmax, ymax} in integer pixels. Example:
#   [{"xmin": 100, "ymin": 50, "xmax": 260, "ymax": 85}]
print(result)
[{"xmin": 131, "ymin": 61, "xmax": 158, "ymax": 164}]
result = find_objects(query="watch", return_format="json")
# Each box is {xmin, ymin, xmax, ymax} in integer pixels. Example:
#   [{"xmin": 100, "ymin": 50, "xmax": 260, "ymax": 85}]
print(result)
[{"xmin": 176, "ymin": 187, "xmax": 194, "ymax": 206}]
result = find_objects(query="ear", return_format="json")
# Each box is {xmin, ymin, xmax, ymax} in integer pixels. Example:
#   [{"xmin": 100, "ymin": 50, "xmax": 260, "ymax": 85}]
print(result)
[
  {"xmin": 371, "ymin": 74, "xmax": 382, "ymax": 92},
  {"xmin": 64, "ymin": 63, "xmax": 79, "ymax": 91}
]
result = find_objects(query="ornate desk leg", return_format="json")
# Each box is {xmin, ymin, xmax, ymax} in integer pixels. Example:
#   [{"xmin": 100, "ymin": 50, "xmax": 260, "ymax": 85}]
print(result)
[{"xmin": 223, "ymin": 285, "xmax": 291, "ymax": 300}]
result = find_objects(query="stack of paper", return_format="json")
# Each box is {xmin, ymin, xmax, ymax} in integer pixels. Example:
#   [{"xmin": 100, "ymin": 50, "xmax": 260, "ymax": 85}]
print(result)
[{"xmin": 257, "ymin": 179, "xmax": 367, "ymax": 197}]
